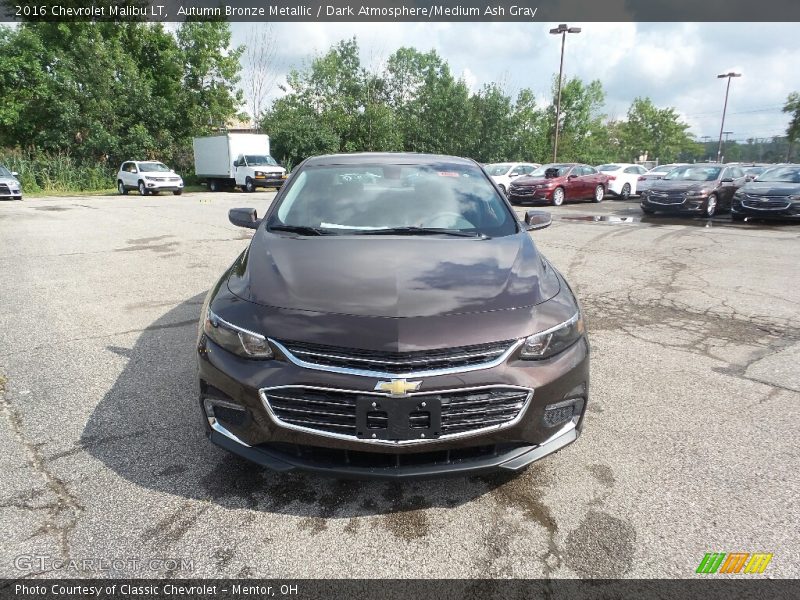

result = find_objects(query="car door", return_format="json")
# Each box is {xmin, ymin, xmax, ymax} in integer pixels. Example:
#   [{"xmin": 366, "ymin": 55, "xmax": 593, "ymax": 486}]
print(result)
[
  {"xmin": 725, "ymin": 167, "xmax": 747, "ymax": 208},
  {"xmin": 123, "ymin": 162, "xmax": 137, "ymax": 188},
  {"xmin": 564, "ymin": 166, "xmax": 581, "ymax": 199},
  {"xmin": 581, "ymin": 165, "xmax": 599, "ymax": 199},
  {"xmin": 624, "ymin": 166, "xmax": 642, "ymax": 193},
  {"xmin": 718, "ymin": 167, "xmax": 738, "ymax": 206}
]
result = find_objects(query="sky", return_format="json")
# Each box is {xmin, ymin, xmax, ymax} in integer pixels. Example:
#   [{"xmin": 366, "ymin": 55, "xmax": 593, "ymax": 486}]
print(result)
[{"xmin": 230, "ymin": 21, "xmax": 800, "ymax": 144}]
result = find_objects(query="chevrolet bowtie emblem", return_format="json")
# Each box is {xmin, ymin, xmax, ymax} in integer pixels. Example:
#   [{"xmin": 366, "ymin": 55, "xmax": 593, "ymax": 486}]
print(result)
[{"xmin": 374, "ymin": 379, "xmax": 422, "ymax": 397}]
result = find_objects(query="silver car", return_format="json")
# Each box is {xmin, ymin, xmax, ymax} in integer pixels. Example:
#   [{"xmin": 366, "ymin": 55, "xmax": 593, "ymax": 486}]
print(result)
[{"xmin": 0, "ymin": 164, "xmax": 22, "ymax": 200}]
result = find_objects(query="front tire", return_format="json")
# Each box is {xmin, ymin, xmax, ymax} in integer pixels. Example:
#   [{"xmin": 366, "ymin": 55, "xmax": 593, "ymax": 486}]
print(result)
[
  {"xmin": 704, "ymin": 194, "xmax": 717, "ymax": 218},
  {"xmin": 173, "ymin": 190, "xmax": 183, "ymax": 196},
  {"xmin": 593, "ymin": 185, "xmax": 605, "ymax": 203},
  {"xmin": 245, "ymin": 177, "xmax": 256, "ymax": 193},
  {"xmin": 620, "ymin": 183, "xmax": 631, "ymax": 200},
  {"xmin": 138, "ymin": 181, "xmax": 148, "ymax": 196},
  {"xmin": 498, "ymin": 184, "xmax": 506, "ymax": 195},
  {"xmin": 552, "ymin": 187, "xmax": 565, "ymax": 206},
  {"xmin": 118, "ymin": 180, "xmax": 128, "ymax": 195}
]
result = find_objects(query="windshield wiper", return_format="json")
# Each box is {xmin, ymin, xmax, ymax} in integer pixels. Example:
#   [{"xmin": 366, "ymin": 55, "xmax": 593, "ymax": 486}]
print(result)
[
  {"xmin": 358, "ymin": 227, "xmax": 488, "ymax": 239},
  {"xmin": 268, "ymin": 224, "xmax": 330, "ymax": 236}
]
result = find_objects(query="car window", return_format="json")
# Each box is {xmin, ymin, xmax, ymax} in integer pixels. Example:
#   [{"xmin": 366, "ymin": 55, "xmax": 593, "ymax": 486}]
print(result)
[
  {"xmin": 730, "ymin": 167, "xmax": 744, "ymax": 179},
  {"xmin": 581, "ymin": 166, "xmax": 596, "ymax": 176},
  {"xmin": 272, "ymin": 163, "xmax": 518, "ymax": 238},
  {"xmin": 0, "ymin": 165, "xmax": 11, "ymax": 177},
  {"xmin": 664, "ymin": 166, "xmax": 722, "ymax": 182},
  {"xmin": 624, "ymin": 166, "xmax": 639, "ymax": 174},
  {"xmin": 139, "ymin": 162, "xmax": 170, "ymax": 173},
  {"xmin": 597, "ymin": 164, "xmax": 620, "ymax": 172},
  {"xmin": 530, "ymin": 164, "xmax": 572, "ymax": 178},
  {"xmin": 485, "ymin": 164, "xmax": 512, "ymax": 176},
  {"xmin": 510, "ymin": 166, "xmax": 525, "ymax": 176},
  {"xmin": 756, "ymin": 166, "xmax": 800, "ymax": 183}
]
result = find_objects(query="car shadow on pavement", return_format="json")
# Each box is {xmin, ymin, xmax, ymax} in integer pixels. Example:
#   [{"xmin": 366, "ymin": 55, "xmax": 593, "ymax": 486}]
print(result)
[{"xmin": 82, "ymin": 293, "xmax": 524, "ymax": 518}]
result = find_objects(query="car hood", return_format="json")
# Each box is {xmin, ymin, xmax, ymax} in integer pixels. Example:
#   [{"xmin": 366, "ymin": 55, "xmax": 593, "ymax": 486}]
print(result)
[
  {"xmin": 227, "ymin": 231, "xmax": 560, "ymax": 318},
  {"xmin": 739, "ymin": 181, "xmax": 800, "ymax": 197},
  {"xmin": 0, "ymin": 176, "xmax": 20, "ymax": 186},
  {"xmin": 649, "ymin": 180, "xmax": 715, "ymax": 193},
  {"xmin": 512, "ymin": 176, "xmax": 561, "ymax": 187}
]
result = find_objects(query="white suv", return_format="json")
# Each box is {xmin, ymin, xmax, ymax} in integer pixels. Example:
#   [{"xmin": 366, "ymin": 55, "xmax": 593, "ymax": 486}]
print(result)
[{"xmin": 117, "ymin": 161, "xmax": 184, "ymax": 196}]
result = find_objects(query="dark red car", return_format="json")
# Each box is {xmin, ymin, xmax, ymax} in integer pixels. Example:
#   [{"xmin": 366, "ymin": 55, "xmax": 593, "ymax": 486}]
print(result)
[{"xmin": 506, "ymin": 163, "xmax": 608, "ymax": 206}]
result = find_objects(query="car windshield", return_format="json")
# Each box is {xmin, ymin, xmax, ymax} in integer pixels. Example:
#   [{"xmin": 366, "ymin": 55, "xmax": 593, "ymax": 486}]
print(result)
[
  {"xmin": 664, "ymin": 166, "xmax": 721, "ymax": 182},
  {"xmin": 597, "ymin": 164, "xmax": 621, "ymax": 171},
  {"xmin": 245, "ymin": 155, "xmax": 278, "ymax": 166},
  {"xmin": 485, "ymin": 164, "xmax": 512, "ymax": 176},
  {"xmin": 269, "ymin": 162, "xmax": 518, "ymax": 237},
  {"xmin": 529, "ymin": 164, "xmax": 572, "ymax": 178},
  {"xmin": 138, "ymin": 162, "xmax": 171, "ymax": 172},
  {"xmin": 744, "ymin": 167, "xmax": 766, "ymax": 176},
  {"xmin": 755, "ymin": 166, "xmax": 800, "ymax": 183},
  {"xmin": 0, "ymin": 165, "xmax": 11, "ymax": 177},
  {"xmin": 649, "ymin": 167, "xmax": 674, "ymax": 175}
]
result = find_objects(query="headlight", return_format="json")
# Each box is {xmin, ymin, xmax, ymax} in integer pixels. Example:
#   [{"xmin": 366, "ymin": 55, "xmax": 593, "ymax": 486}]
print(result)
[
  {"xmin": 255, "ymin": 171, "xmax": 265, "ymax": 177},
  {"xmin": 203, "ymin": 309, "xmax": 273, "ymax": 359},
  {"xmin": 520, "ymin": 312, "xmax": 585, "ymax": 360},
  {"xmin": 684, "ymin": 190, "xmax": 708, "ymax": 198},
  {"xmin": 144, "ymin": 175, "xmax": 157, "ymax": 181},
  {"xmin": 788, "ymin": 195, "xmax": 800, "ymax": 203}
]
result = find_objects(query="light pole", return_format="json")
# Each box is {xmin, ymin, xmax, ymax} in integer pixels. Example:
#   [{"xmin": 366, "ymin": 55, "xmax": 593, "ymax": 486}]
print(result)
[
  {"xmin": 721, "ymin": 131, "xmax": 733, "ymax": 162},
  {"xmin": 550, "ymin": 24, "xmax": 581, "ymax": 162},
  {"xmin": 716, "ymin": 72, "xmax": 741, "ymax": 162}
]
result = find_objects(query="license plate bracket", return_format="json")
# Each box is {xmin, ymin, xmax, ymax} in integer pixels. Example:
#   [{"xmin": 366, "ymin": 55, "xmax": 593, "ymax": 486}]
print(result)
[{"xmin": 356, "ymin": 396, "xmax": 441, "ymax": 441}]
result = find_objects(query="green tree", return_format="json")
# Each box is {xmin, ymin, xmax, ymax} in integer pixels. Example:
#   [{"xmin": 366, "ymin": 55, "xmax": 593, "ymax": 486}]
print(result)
[
  {"xmin": 548, "ymin": 76, "xmax": 611, "ymax": 164},
  {"xmin": 783, "ymin": 92, "xmax": 800, "ymax": 161},
  {"xmin": 619, "ymin": 97, "xmax": 700, "ymax": 163}
]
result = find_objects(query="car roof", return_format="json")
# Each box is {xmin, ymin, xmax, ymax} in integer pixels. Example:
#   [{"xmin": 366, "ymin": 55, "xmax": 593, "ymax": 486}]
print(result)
[{"xmin": 303, "ymin": 152, "xmax": 478, "ymax": 167}]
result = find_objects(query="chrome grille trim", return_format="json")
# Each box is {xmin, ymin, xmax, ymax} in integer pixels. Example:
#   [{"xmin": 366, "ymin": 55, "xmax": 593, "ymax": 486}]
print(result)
[
  {"xmin": 269, "ymin": 338, "xmax": 524, "ymax": 379},
  {"xmin": 259, "ymin": 384, "xmax": 534, "ymax": 446},
  {"xmin": 742, "ymin": 198, "xmax": 791, "ymax": 210}
]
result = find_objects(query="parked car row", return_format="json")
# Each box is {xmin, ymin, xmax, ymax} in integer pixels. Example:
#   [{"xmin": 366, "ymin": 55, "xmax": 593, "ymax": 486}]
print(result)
[
  {"xmin": 0, "ymin": 164, "xmax": 22, "ymax": 200},
  {"xmin": 640, "ymin": 163, "xmax": 800, "ymax": 221}
]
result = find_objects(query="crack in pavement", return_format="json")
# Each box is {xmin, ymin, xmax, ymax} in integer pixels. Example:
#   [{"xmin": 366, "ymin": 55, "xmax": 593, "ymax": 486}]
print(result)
[{"xmin": 0, "ymin": 372, "xmax": 83, "ymax": 562}]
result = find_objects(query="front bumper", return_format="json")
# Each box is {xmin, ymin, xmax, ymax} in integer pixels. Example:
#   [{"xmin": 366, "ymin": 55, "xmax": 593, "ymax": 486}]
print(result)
[
  {"xmin": 198, "ymin": 334, "xmax": 589, "ymax": 478},
  {"xmin": 253, "ymin": 176, "xmax": 286, "ymax": 188},
  {"xmin": 0, "ymin": 184, "xmax": 22, "ymax": 198},
  {"xmin": 507, "ymin": 187, "xmax": 554, "ymax": 203},
  {"xmin": 143, "ymin": 180, "xmax": 184, "ymax": 192},
  {"xmin": 641, "ymin": 195, "xmax": 708, "ymax": 214},
  {"xmin": 731, "ymin": 198, "xmax": 800, "ymax": 220}
]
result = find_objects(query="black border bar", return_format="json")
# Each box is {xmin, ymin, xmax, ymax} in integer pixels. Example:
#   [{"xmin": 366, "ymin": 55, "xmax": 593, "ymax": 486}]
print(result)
[
  {"xmin": 2, "ymin": 0, "xmax": 800, "ymax": 22},
  {"xmin": 1, "ymin": 579, "xmax": 799, "ymax": 600}
]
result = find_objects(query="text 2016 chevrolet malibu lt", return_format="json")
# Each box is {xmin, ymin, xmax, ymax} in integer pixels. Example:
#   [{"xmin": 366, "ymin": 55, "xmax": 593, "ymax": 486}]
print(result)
[{"xmin": 197, "ymin": 153, "xmax": 589, "ymax": 477}]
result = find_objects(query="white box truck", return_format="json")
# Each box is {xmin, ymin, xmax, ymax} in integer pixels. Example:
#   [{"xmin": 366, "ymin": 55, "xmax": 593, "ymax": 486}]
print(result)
[{"xmin": 192, "ymin": 133, "xmax": 287, "ymax": 192}]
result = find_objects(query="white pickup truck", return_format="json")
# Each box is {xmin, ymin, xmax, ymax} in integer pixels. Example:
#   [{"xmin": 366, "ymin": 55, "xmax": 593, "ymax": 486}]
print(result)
[{"xmin": 193, "ymin": 133, "xmax": 287, "ymax": 192}]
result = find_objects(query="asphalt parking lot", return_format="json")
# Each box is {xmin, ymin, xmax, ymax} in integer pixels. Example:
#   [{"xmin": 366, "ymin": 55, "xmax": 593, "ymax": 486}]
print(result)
[{"xmin": 1, "ymin": 191, "xmax": 798, "ymax": 578}]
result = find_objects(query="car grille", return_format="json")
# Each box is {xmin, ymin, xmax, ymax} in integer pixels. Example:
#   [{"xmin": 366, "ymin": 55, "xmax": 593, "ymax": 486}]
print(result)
[
  {"xmin": 261, "ymin": 386, "xmax": 532, "ymax": 441},
  {"xmin": 508, "ymin": 186, "xmax": 536, "ymax": 197},
  {"xmin": 742, "ymin": 197, "xmax": 791, "ymax": 210},
  {"xmin": 264, "ymin": 441, "xmax": 522, "ymax": 470},
  {"xmin": 277, "ymin": 339, "xmax": 514, "ymax": 375},
  {"xmin": 0, "ymin": 184, "xmax": 10, "ymax": 195},
  {"xmin": 647, "ymin": 192, "xmax": 685, "ymax": 205}
]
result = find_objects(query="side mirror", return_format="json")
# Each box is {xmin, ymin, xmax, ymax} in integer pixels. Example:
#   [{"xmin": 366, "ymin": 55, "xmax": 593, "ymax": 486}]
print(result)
[
  {"xmin": 229, "ymin": 207, "xmax": 261, "ymax": 229},
  {"xmin": 524, "ymin": 210, "xmax": 552, "ymax": 231},
  {"xmin": 568, "ymin": 174, "xmax": 578, "ymax": 179},
  {"xmin": 11, "ymin": 171, "xmax": 18, "ymax": 177}
]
